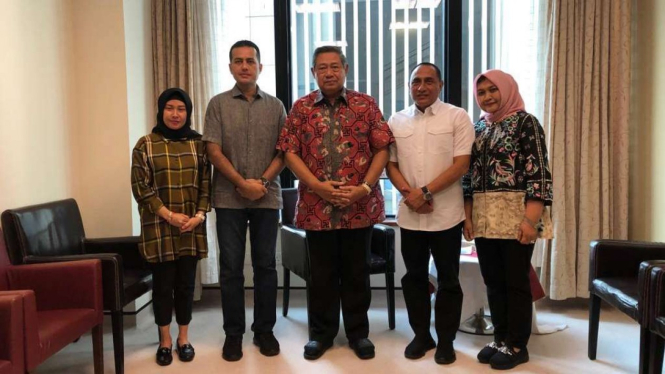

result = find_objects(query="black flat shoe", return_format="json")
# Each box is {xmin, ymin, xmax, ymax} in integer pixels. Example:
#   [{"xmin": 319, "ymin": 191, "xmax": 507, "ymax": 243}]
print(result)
[
  {"xmin": 477, "ymin": 341, "xmax": 502, "ymax": 364},
  {"xmin": 177, "ymin": 342, "xmax": 195, "ymax": 362},
  {"xmin": 156, "ymin": 346, "xmax": 173, "ymax": 366},
  {"xmin": 489, "ymin": 346, "xmax": 529, "ymax": 370}
]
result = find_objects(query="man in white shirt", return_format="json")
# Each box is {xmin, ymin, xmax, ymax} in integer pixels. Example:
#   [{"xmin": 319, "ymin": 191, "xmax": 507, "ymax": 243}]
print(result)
[{"xmin": 386, "ymin": 62, "xmax": 475, "ymax": 365}]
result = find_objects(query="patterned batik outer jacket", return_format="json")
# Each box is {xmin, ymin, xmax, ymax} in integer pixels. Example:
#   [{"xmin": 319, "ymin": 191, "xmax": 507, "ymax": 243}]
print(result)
[{"xmin": 462, "ymin": 111, "xmax": 553, "ymax": 239}]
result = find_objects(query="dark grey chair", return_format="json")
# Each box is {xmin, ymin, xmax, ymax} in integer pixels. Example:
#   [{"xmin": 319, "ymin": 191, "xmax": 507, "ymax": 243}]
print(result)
[{"xmin": 588, "ymin": 240, "xmax": 665, "ymax": 374}]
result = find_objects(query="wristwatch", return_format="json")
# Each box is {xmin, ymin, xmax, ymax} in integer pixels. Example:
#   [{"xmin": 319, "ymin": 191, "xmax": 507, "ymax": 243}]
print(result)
[
  {"xmin": 421, "ymin": 186, "xmax": 433, "ymax": 201},
  {"xmin": 260, "ymin": 177, "xmax": 270, "ymax": 189}
]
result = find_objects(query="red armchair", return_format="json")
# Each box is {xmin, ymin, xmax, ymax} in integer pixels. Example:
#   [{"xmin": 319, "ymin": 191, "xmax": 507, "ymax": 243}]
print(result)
[
  {"xmin": 0, "ymin": 294, "xmax": 23, "ymax": 374},
  {"xmin": 0, "ymin": 229, "xmax": 104, "ymax": 374}
]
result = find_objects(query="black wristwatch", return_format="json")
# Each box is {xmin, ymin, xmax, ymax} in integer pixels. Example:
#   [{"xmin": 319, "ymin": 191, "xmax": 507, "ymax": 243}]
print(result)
[
  {"xmin": 260, "ymin": 177, "xmax": 270, "ymax": 189},
  {"xmin": 421, "ymin": 186, "xmax": 433, "ymax": 201}
]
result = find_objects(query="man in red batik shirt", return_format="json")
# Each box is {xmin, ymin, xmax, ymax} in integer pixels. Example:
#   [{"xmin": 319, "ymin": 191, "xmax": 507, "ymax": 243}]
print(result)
[{"xmin": 277, "ymin": 46, "xmax": 394, "ymax": 361}]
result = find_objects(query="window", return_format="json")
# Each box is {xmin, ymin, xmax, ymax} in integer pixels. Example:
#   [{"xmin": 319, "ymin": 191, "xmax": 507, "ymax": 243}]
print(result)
[
  {"xmin": 212, "ymin": 0, "xmax": 277, "ymax": 96},
  {"xmin": 461, "ymin": 0, "xmax": 544, "ymax": 120},
  {"xmin": 289, "ymin": 0, "xmax": 446, "ymax": 118}
]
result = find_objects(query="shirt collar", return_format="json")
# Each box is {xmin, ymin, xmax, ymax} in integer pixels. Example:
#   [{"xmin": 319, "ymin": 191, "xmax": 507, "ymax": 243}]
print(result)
[
  {"xmin": 231, "ymin": 84, "xmax": 264, "ymax": 100},
  {"xmin": 314, "ymin": 88, "xmax": 348, "ymax": 106}
]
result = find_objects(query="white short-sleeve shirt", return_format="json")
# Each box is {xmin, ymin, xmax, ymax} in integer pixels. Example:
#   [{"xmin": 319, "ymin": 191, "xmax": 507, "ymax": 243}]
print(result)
[{"xmin": 388, "ymin": 99, "xmax": 475, "ymax": 231}]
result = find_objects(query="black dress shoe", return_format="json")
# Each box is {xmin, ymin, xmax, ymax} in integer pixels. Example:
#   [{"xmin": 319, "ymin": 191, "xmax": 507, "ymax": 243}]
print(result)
[
  {"xmin": 349, "ymin": 338, "xmax": 375, "ymax": 359},
  {"xmin": 303, "ymin": 340, "xmax": 333, "ymax": 360},
  {"xmin": 156, "ymin": 346, "xmax": 173, "ymax": 366},
  {"xmin": 177, "ymin": 342, "xmax": 195, "ymax": 362},
  {"xmin": 404, "ymin": 336, "xmax": 436, "ymax": 359},
  {"xmin": 434, "ymin": 342, "xmax": 456, "ymax": 365},
  {"xmin": 253, "ymin": 332, "xmax": 280, "ymax": 356},
  {"xmin": 222, "ymin": 335, "xmax": 243, "ymax": 362}
]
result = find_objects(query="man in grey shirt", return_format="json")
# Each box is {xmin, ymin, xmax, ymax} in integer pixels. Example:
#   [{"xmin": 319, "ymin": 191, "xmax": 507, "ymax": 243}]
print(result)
[{"xmin": 202, "ymin": 40, "xmax": 286, "ymax": 362}]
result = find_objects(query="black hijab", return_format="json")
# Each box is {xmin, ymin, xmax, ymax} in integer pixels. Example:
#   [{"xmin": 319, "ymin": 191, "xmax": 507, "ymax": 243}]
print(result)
[{"xmin": 152, "ymin": 88, "xmax": 200, "ymax": 140}]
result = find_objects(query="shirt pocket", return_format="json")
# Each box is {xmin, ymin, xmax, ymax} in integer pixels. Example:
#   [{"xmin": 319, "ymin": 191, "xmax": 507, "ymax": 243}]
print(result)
[
  {"xmin": 427, "ymin": 126, "xmax": 453, "ymax": 155},
  {"xmin": 392, "ymin": 127, "xmax": 416, "ymax": 158}
]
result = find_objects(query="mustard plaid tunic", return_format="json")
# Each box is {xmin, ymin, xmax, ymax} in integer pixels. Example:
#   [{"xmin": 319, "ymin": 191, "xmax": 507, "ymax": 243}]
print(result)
[{"xmin": 131, "ymin": 133, "xmax": 211, "ymax": 263}]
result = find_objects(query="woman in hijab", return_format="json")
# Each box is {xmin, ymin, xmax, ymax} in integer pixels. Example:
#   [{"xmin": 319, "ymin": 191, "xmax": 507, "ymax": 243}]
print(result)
[
  {"xmin": 461, "ymin": 69, "xmax": 553, "ymax": 370},
  {"xmin": 131, "ymin": 88, "xmax": 211, "ymax": 366}
]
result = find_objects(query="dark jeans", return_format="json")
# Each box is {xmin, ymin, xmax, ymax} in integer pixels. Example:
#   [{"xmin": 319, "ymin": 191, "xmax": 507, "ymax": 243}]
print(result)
[
  {"xmin": 216, "ymin": 208, "xmax": 279, "ymax": 336},
  {"xmin": 400, "ymin": 223, "xmax": 464, "ymax": 343},
  {"xmin": 305, "ymin": 227, "xmax": 373, "ymax": 343},
  {"xmin": 475, "ymin": 238, "xmax": 535, "ymax": 349},
  {"xmin": 150, "ymin": 256, "xmax": 199, "ymax": 326}
]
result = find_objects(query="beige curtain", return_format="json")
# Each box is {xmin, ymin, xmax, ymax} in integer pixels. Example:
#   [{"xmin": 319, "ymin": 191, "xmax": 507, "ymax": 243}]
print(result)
[
  {"xmin": 189, "ymin": 1, "xmax": 222, "ymax": 290},
  {"xmin": 152, "ymin": 0, "xmax": 222, "ymax": 297},
  {"xmin": 539, "ymin": 0, "xmax": 631, "ymax": 300},
  {"xmin": 152, "ymin": 0, "xmax": 190, "ymax": 99},
  {"xmin": 188, "ymin": 0, "xmax": 221, "ymax": 133}
]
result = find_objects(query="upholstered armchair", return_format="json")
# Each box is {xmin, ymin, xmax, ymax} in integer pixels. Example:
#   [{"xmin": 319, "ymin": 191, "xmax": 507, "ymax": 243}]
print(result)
[
  {"xmin": 588, "ymin": 239, "xmax": 665, "ymax": 374},
  {"xmin": 643, "ymin": 261, "xmax": 665, "ymax": 374},
  {"xmin": 0, "ymin": 228, "xmax": 104, "ymax": 374},
  {"xmin": 2, "ymin": 199, "xmax": 152, "ymax": 374},
  {"xmin": 0, "ymin": 293, "xmax": 23, "ymax": 374},
  {"xmin": 280, "ymin": 187, "xmax": 396, "ymax": 330}
]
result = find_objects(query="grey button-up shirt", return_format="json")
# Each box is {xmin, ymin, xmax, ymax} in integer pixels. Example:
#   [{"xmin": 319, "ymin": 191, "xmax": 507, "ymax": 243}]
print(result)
[{"xmin": 202, "ymin": 85, "xmax": 286, "ymax": 209}]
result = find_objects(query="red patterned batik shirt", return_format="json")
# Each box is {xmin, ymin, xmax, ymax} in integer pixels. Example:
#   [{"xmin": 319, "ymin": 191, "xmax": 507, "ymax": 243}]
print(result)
[{"xmin": 277, "ymin": 89, "xmax": 395, "ymax": 231}]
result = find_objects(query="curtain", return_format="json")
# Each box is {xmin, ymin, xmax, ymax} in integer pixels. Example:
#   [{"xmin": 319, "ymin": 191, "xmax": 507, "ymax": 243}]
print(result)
[
  {"xmin": 189, "ymin": 1, "xmax": 223, "ymax": 296},
  {"xmin": 538, "ymin": 0, "xmax": 631, "ymax": 299},
  {"xmin": 152, "ymin": 0, "xmax": 190, "ymax": 97}
]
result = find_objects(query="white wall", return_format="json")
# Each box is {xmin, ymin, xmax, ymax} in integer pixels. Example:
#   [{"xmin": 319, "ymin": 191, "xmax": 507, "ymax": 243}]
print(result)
[
  {"xmin": 0, "ymin": 0, "xmax": 154, "ymax": 238},
  {"xmin": 123, "ymin": 0, "xmax": 155, "ymax": 236},
  {"xmin": 68, "ymin": 0, "xmax": 134, "ymax": 238},
  {"xmin": 0, "ymin": 1, "xmax": 74, "ymax": 211},
  {"xmin": 630, "ymin": 0, "xmax": 665, "ymax": 241}
]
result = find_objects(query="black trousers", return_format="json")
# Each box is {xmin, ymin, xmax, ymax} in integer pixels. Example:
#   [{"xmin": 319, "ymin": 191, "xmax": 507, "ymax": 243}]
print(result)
[
  {"xmin": 150, "ymin": 256, "xmax": 199, "ymax": 326},
  {"xmin": 475, "ymin": 238, "xmax": 534, "ymax": 349},
  {"xmin": 305, "ymin": 227, "xmax": 373, "ymax": 343},
  {"xmin": 400, "ymin": 223, "xmax": 464, "ymax": 343}
]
